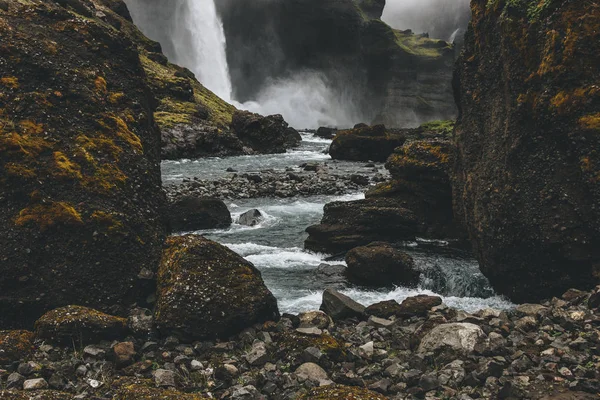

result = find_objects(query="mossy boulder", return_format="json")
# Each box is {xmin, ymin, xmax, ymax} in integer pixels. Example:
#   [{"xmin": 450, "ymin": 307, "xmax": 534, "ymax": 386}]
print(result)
[
  {"xmin": 0, "ymin": 330, "xmax": 34, "ymax": 365},
  {"xmin": 453, "ymin": 0, "xmax": 600, "ymax": 301},
  {"xmin": 155, "ymin": 235, "xmax": 280, "ymax": 341},
  {"xmin": 0, "ymin": 0, "xmax": 167, "ymax": 328},
  {"xmin": 34, "ymin": 305, "xmax": 128, "ymax": 345},
  {"xmin": 301, "ymin": 384, "xmax": 388, "ymax": 400},
  {"xmin": 329, "ymin": 124, "xmax": 406, "ymax": 162},
  {"xmin": 345, "ymin": 242, "xmax": 419, "ymax": 287}
]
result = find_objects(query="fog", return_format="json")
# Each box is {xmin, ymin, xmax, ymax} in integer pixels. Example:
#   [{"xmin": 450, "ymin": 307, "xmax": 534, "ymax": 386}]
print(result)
[{"xmin": 382, "ymin": 0, "xmax": 471, "ymax": 42}]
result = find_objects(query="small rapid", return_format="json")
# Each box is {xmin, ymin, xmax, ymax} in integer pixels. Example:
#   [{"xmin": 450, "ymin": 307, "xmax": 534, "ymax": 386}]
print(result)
[{"xmin": 165, "ymin": 137, "xmax": 514, "ymax": 314}]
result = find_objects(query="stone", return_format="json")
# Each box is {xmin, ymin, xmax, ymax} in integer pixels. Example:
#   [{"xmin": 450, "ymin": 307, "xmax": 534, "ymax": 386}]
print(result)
[
  {"xmin": 515, "ymin": 304, "xmax": 548, "ymax": 317},
  {"xmin": 155, "ymin": 235, "xmax": 279, "ymax": 341},
  {"xmin": 0, "ymin": 330, "xmax": 34, "ymax": 364},
  {"xmin": 315, "ymin": 127, "xmax": 337, "ymax": 139},
  {"xmin": 6, "ymin": 372, "xmax": 25, "ymax": 389},
  {"xmin": 296, "ymin": 327, "xmax": 323, "ymax": 336},
  {"xmin": 365, "ymin": 300, "xmax": 403, "ymax": 319},
  {"xmin": 418, "ymin": 323, "xmax": 486, "ymax": 357},
  {"xmin": 320, "ymin": 289, "xmax": 365, "ymax": 321},
  {"xmin": 127, "ymin": 308, "xmax": 154, "ymax": 336},
  {"xmin": 345, "ymin": 242, "xmax": 419, "ymax": 287},
  {"xmin": 298, "ymin": 311, "xmax": 332, "ymax": 329},
  {"xmin": 34, "ymin": 306, "xmax": 127, "ymax": 345},
  {"xmin": 302, "ymin": 347, "xmax": 323, "ymax": 363},
  {"xmin": 237, "ymin": 209, "xmax": 263, "ymax": 227},
  {"xmin": 419, "ymin": 373, "xmax": 440, "ymax": 391},
  {"xmin": 329, "ymin": 124, "xmax": 406, "ymax": 162},
  {"xmin": 359, "ymin": 341, "xmax": 374, "ymax": 359},
  {"xmin": 154, "ymin": 369, "xmax": 177, "ymax": 387},
  {"xmin": 23, "ymin": 378, "xmax": 49, "ymax": 390},
  {"xmin": 295, "ymin": 362, "xmax": 329, "ymax": 383},
  {"xmin": 245, "ymin": 342, "xmax": 269, "ymax": 366},
  {"xmin": 231, "ymin": 110, "xmax": 300, "ymax": 154},
  {"xmin": 368, "ymin": 316, "xmax": 395, "ymax": 329},
  {"xmin": 396, "ymin": 295, "xmax": 443, "ymax": 317},
  {"xmin": 168, "ymin": 197, "xmax": 232, "ymax": 232}
]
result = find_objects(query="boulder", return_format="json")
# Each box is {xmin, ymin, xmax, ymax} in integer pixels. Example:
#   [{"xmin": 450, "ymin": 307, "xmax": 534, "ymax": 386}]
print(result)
[
  {"xmin": 329, "ymin": 124, "xmax": 405, "ymax": 162},
  {"xmin": 154, "ymin": 235, "xmax": 279, "ymax": 340},
  {"xmin": 301, "ymin": 384, "xmax": 388, "ymax": 400},
  {"xmin": 365, "ymin": 300, "xmax": 403, "ymax": 319},
  {"xmin": 418, "ymin": 323, "xmax": 486, "ymax": 359},
  {"xmin": 305, "ymin": 198, "xmax": 418, "ymax": 254},
  {"xmin": 0, "ymin": 0, "xmax": 167, "ymax": 329},
  {"xmin": 231, "ymin": 111, "xmax": 300, "ymax": 154},
  {"xmin": 298, "ymin": 311, "xmax": 332, "ymax": 330},
  {"xmin": 237, "ymin": 209, "xmax": 263, "ymax": 227},
  {"xmin": 295, "ymin": 362, "xmax": 330, "ymax": 385},
  {"xmin": 453, "ymin": 0, "xmax": 600, "ymax": 301},
  {"xmin": 0, "ymin": 331, "xmax": 34, "ymax": 365},
  {"xmin": 396, "ymin": 295, "xmax": 443, "ymax": 317},
  {"xmin": 34, "ymin": 306, "xmax": 127, "ymax": 345},
  {"xmin": 315, "ymin": 127, "xmax": 337, "ymax": 139},
  {"xmin": 168, "ymin": 197, "xmax": 232, "ymax": 232},
  {"xmin": 23, "ymin": 378, "xmax": 48, "ymax": 390},
  {"xmin": 345, "ymin": 242, "xmax": 419, "ymax": 287},
  {"xmin": 320, "ymin": 289, "xmax": 365, "ymax": 321}
]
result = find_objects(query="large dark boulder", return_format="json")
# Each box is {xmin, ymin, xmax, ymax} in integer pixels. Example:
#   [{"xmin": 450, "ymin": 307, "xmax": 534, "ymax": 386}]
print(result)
[
  {"xmin": 320, "ymin": 289, "xmax": 365, "ymax": 321},
  {"xmin": 231, "ymin": 111, "xmax": 301, "ymax": 154},
  {"xmin": 155, "ymin": 235, "xmax": 280, "ymax": 340},
  {"xmin": 345, "ymin": 242, "xmax": 419, "ymax": 287},
  {"xmin": 329, "ymin": 124, "xmax": 406, "ymax": 162},
  {"xmin": 0, "ymin": 0, "xmax": 167, "ymax": 328},
  {"xmin": 168, "ymin": 197, "xmax": 231, "ymax": 232},
  {"xmin": 453, "ymin": 0, "xmax": 600, "ymax": 302}
]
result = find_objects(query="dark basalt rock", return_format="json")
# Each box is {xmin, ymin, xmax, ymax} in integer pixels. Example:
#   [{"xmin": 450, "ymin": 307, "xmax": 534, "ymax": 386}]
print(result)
[
  {"xmin": 315, "ymin": 127, "xmax": 338, "ymax": 139},
  {"xmin": 155, "ymin": 235, "xmax": 279, "ymax": 341},
  {"xmin": 329, "ymin": 124, "xmax": 406, "ymax": 162},
  {"xmin": 238, "ymin": 209, "xmax": 263, "ymax": 227},
  {"xmin": 231, "ymin": 111, "xmax": 301, "ymax": 154},
  {"xmin": 345, "ymin": 242, "xmax": 419, "ymax": 287},
  {"xmin": 320, "ymin": 289, "xmax": 366, "ymax": 321},
  {"xmin": 168, "ymin": 197, "xmax": 231, "ymax": 232},
  {"xmin": 396, "ymin": 295, "xmax": 442, "ymax": 317},
  {"xmin": 452, "ymin": 0, "xmax": 600, "ymax": 302},
  {"xmin": 0, "ymin": 0, "xmax": 167, "ymax": 328},
  {"xmin": 365, "ymin": 300, "xmax": 403, "ymax": 319}
]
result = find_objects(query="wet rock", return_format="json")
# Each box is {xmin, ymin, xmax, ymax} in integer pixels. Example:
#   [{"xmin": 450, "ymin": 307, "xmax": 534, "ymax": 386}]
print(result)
[
  {"xmin": 0, "ymin": 331, "xmax": 34, "ymax": 365},
  {"xmin": 365, "ymin": 300, "xmax": 403, "ymax": 319},
  {"xmin": 320, "ymin": 289, "xmax": 365, "ymax": 321},
  {"xmin": 315, "ymin": 127, "xmax": 337, "ymax": 139},
  {"xmin": 345, "ymin": 242, "xmax": 419, "ymax": 287},
  {"xmin": 238, "ymin": 209, "xmax": 263, "ymax": 227},
  {"xmin": 34, "ymin": 306, "xmax": 127, "ymax": 345},
  {"xmin": 231, "ymin": 110, "xmax": 299, "ymax": 154},
  {"xmin": 168, "ymin": 196, "xmax": 232, "ymax": 231},
  {"xmin": 396, "ymin": 295, "xmax": 443, "ymax": 318},
  {"xmin": 155, "ymin": 235, "xmax": 279, "ymax": 341},
  {"xmin": 329, "ymin": 124, "xmax": 406, "ymax": 162}
]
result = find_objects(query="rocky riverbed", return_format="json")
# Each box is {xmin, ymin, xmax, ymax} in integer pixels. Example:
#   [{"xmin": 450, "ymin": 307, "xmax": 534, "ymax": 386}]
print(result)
[{"xmin": 1, "ymin": 287, "xmax": 598, "ymax": 399}]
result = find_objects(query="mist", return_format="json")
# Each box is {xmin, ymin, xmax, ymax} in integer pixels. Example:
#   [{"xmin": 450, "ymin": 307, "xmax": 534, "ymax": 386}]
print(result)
[{"xmin": 382, "ymin": 0, "xmax": 471, "ymax": 42}]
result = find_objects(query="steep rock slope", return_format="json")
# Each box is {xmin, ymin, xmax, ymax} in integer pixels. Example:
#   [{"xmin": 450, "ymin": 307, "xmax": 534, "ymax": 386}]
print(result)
[
  {"xmin": 453, "ymin": 0, "xmax": 600, "ymax": 302},
  {"xmin": 217, "ymin": 0, "xmax": 457, "ymax": 127},
  {"xmin": 0, "ymin": 0, "xmax": 167, "ymax": 328}
]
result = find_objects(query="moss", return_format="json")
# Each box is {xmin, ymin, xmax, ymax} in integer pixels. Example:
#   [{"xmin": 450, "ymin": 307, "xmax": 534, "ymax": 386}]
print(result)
[
  {"xmin": 100, "ymin": 114, "xmax": 143, "ymax": 152},
  {"xmin": 550, "ymin": 86, "xmax": 600, "ymax": 114},
  {"xmin": 277, "ymin": 332, "xmax": 347, "ymax": 361},
  {"xmin": 75, "ymin": 134, "xmax": 123, "ymax": 161},
  {"xmin": 394, "ymin": 30, "xmax": 452, "ymax": 58},
  {"xmin": 15, "ymin": 201, "xmax": 84, "ymax": 231},
  {"xmin": 19, "ymin": 120, "xmax": 44, "ymax": 134},
  {"xmin": 0, "ymin": 330, "xmax": 35, "ymax": 364},
  {"xmin": 154, "ymin": 111, "xmax": 192, "ymax": 129},
  {"xmin": 3, "ymin": 162, "xmax": 36, "ymax": 179},
  {"xmin": 0, "ymin": 132, "xmax": 52, "ymax": 157},
  {"xmin": 579, "ymin": 113, "xmax": 600, "ymax": 131},
  {"xmin": 0, "ymin": 76, "xmax": 19, "ymax": 89},
  {"xmin": 94, "ymin": 76, "xmax": 107, "ymax": 94},
  {"xmin": 419, "ymin": 120, "xmax": 455, "ymax": 135},
  {"xmin": 112, "ymin": 378, "xmax": 210, "ymax": 400},
  {"xmin": 90, "ymin": 210, "xmax": 125, "ymax": 234},
  {"xmin": 302, "ymin": 384, "xmax": 388, "ymax": 400},
  {"xmin": 52, "ymin": 151, "xmax": 83, "ymax": 180}
]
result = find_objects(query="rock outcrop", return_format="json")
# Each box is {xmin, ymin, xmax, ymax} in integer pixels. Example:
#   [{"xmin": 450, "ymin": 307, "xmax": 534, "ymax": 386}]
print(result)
[
  {"xmin": 216, "ymin": 0, "xmax": 457, "ymax": 127},
  {"xmin": 230, "ymin": 111, "xmax": 301, "ymax": 154},
  {"xmin": 345, "ymin": 242, "xmax": 419, "ymax": 287},
  {"xmin": 155, "ymin": 235, "xmax": 279, "ymax": 340},
  {"xmin": 168, "ymin": 197, "xmax": 231, "ymax": 232},
  {"xmin": 453, "ymin": 0, "xmax": 600, "ymax": 302},
  {"xmin": 329, "ymin": 124, "xmax": 406, "ymax": 162},
  {"xmin": 0, "ymin": 0, "xmax": 167, "ymax": 328}
]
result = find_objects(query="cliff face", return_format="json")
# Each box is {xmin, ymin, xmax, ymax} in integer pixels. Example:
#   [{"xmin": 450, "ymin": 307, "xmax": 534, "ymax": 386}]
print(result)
[
  {"xmin": 217, "ymin": 0, "xmax": 457, "ymax": 128},
  {"xmin": 453, "ymin": 0, "xmax": 600, "ymax": 302},
  {"xmin": 0, "ymin": 0, "xmax": 167, "ymax": 327}
]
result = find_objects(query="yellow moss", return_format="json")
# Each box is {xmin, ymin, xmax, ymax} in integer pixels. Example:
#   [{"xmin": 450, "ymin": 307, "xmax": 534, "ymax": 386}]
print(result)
[
  {"xmin": 0, "ymin": 132, "xmax": 52, "ymax": 157},
  {"xmin": 90, "ymin": 211, "xmax": 125, "ymax": 233},
  {"xmin": 550, "ymin": 86, "xmax": 600, "ymax": 114},
  {"xmin": 100, "ymin": 114, "xmax": 143, "ymax": 152},
  {"xmin": 83, "ymin": 163, "xmax": 128, "ymax": 193},
  {"xmin": 3, "ymin": 162, "xmax": 36, "ymax": 179},
  {"xmin": 15, "ymin": 202, "xmax": 84, "ymax": 231},
  {"xmin": 108, "ymin": 92, "xmax": 125, "ymax": 104},
  {"xmin": 579, "ymin": 113, "xmax": 600, "ymax": 130},
  {"xmin": 75, "ymin": 134, "xmax": 123, "ymax": 161},
  {"xmin": 19, "ymin": 120, "xmax": 44, "ymax": 134},
  {"xmin": 0, "ymin": 76, "xmax": 19, "ymax": 89},
  {"xmin": 94, "ymin": 76, "xmax": 107, "ymax": 94},
  {"xmin": 53, "ymin": 151, "xmax": 83, "ymax": 179}
]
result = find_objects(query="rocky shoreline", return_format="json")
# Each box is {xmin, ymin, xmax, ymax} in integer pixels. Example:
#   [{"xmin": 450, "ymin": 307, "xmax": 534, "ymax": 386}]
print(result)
[{"xmin": 1, "ymin": 287, "xmax": 598, "ymax": 399}]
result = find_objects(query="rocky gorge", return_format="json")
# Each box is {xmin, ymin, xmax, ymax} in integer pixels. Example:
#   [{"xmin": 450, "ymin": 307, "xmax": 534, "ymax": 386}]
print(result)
[{"xmin": 0, "ymin": 0, "xmax": 599, "ymax": 399}]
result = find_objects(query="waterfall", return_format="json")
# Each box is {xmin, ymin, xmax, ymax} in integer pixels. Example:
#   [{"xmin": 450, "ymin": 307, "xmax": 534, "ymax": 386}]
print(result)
[
  {"xmin": 125, "ymin": 0, "xmax": 233, "ymax": 102},
  {"xmin": 448, "ymin": 28, "xmax": 461, "ymax": 43}
]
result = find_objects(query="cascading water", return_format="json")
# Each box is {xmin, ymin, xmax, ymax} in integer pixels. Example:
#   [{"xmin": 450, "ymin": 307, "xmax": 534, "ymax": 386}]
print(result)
[{"xmin": 125, "ymin": 0, "xmax": 233, "ymax": 101}]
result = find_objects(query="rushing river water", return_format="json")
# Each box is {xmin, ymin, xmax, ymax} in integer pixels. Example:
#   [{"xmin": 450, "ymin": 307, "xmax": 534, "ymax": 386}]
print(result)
[{"xmin": 162, "ymin": 133, "xmax": 513, "ymax": 314}]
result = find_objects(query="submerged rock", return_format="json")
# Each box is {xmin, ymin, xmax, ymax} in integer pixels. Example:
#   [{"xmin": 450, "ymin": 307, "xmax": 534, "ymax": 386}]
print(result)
[
  {"xmin": 238, "ymin": 209, "xmax": 263, "ymax": 227},
  {"xmin": 154, "ymin": 235, "xmax": 279, "ymax": 340},
  {"xmin": 315, "ymin": 127, "xmax": 338, "ymax": 139},
  {"xmin": 453, "ymin": 0, "xmax": 600, "ymax": 302},
  {"xmin": 345, "ymin": 242, "xmax": 419, "ymax": 287},
  {"xmin": 329, "ymin": 124, "xmax": 406, "ymax": 162},
  {"xmin": 168, "ymin": 196, "xmax": 232, "ymax": 232}
]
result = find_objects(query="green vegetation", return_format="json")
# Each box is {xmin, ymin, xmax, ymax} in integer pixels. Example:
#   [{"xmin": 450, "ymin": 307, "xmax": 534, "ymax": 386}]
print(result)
[
  {"xmin": 420, "ymin": 120, "xmax": 455, "ymax": 135},
  {"xmin": 394, "ymin": 30, "xmax": 453, "ymax": 58}
]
